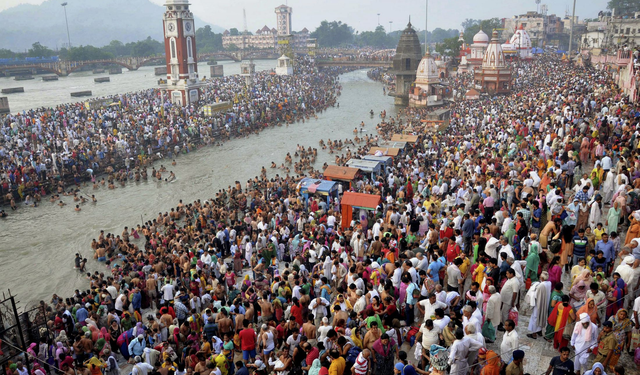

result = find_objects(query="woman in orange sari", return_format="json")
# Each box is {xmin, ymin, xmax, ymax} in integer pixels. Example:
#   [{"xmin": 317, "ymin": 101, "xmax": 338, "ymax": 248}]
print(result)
[
  {"xmin": 547, "ymin": 295, "xmax": 576, "ymax": 350},
  {"xmin": 624, "ymin": 215, "xmax": 640, "ymax": 245},
  {"xmin": 576, "ymin": 298, "xmax": 599, "ymax": 325},
  {"xmin": 480, "ymin": 349, "xmax": 501, "ymax": 375},
  {"xmin": 579, "ymin": 137, "xmax": 590, "ymax": 162},
  {"xmin": 539, "ymin": 172, "xmax": 553, "ymax": 193}
]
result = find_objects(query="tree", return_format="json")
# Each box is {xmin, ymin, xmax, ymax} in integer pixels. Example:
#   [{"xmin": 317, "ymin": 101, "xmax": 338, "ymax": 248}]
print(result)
[
  {"xmin": 461, "ymin": 19, "xmax": 479, "ymax": 31},
  {"xmin": 435, "ymin": 37, "xmax": 462, "ymax": 57},
  {"xmin": 132, "ymin": 42, "xmax": 155, "ymax": 57},
  {"xmin": 358, "ymin": 25, "xmax": 393, "ymax": 48},
  {"xmin": 230, "ymin": 28, "xmax": 239, "ymax": 36},
  {"xmin": 463, "ymin": 18, "xmax": 502, "ymax": 45},
  {"xmin": 431, "ymin": 28, "xmax": 454, "ymax": 44},
  {"xmin": 0, "ymin": 49, "xmax": 17, "ymax": 58},
  {"xmin": 196, "ymin": 25, "xmax": 223, "ymax": 52},
  {"xmin": 102, "ymin": 40, "xmax": 128, "ymax": 57},
  {"xmin": 311, "ymin": 20, "xmax": 354, "ymax": 47},
  {"xmin": 226, "ymin": 44, "xmax": 239, "ymax": 51},
  {"xmin": 27, "ymin": 42, "xmax": 54, "ymax": 58},
  {"xmin": 607, "ymin": 0, "xmax": 640, "ymax": 16},
  {"xmin": 66, "ymin": 45, "xmax": 113, "ymax": 61}
]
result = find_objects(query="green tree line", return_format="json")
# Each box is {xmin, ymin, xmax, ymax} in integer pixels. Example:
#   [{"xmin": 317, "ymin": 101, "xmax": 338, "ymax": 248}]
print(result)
[
  {"xmin": 310, "ymin": 20, "xmax": 458, "ymax": 49},
  {"xmin": 0, "ymin": 25, "xmax": 225, "ymax": 60}
]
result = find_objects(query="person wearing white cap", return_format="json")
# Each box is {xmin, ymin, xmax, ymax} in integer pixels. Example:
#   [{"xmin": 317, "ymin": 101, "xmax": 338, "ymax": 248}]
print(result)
[
  {"xmin": 613, "ymin": 256, "xmax": 635, "ymax": 286},
  {"xmin": 570, "ymin": 312, "xmax": 598, "ymax": 375},
  {"xmin": 128, "ymin": 334, "xmax": 146, "ymax": 358},
  {"xmin": 131, "ymin": 356, "xmax": 154, "ymax": 375}
]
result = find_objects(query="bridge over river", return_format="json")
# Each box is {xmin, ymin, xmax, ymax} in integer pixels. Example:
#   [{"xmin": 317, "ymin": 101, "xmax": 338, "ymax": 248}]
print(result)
[
  {"xmin": 0, "ymin": 50, "xmax": 278, "ymax": 77},
  {"xmin": 316, "ymin": 60, "xmax": 392, "ymax": 68}
]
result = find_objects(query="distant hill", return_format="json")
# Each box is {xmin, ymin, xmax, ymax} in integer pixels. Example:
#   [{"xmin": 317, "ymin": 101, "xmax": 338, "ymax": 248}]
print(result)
[{"xmin": 0, "ymin": 0, "xmax": 224, "ymax": 51}]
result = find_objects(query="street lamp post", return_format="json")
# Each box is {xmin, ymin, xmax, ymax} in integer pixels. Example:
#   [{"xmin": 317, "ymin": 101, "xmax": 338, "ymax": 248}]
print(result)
[
  {"xmin": 389, "ymin": 21, "xmax": 393, "ymax": 34},
  {"xmin": 425, "ymin": 0, "xmax": 428, "ymax": 53},
  {"xmin": 377, "ymin": 13, "xmax": 380, "ymax": 26},
  {"xmin": 568, "ymin": 0, "xmax": 576, "ymax": 57},
  {"xmin": 61, "ymin": 2, "xmax": 71, "ymax": 49}
]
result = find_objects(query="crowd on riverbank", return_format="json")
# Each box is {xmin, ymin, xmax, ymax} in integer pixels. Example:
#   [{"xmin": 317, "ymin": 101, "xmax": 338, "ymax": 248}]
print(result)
[
  {"xmin": 7, "ymin": 51, "xmax": 640, "ymax": 375},
  {"xmin": 0, "ymin": 57, "xmax": 350, "ymax": 211}
]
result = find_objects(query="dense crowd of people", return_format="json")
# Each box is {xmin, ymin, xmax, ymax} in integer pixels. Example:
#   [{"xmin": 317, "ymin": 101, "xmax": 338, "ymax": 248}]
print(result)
[
  {"xmin": 6, "ymin": 50, "xmax": 640, "ymax": 375},
  {"xmin": 0, "ymin": 57, "xmax": 345, "ymax": 210}
]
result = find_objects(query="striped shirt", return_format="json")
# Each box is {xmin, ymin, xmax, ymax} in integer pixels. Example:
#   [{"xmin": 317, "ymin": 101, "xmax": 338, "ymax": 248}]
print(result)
[{"xmin": 352, "ymin": 352, "xmax": 369, "ymax": 375}]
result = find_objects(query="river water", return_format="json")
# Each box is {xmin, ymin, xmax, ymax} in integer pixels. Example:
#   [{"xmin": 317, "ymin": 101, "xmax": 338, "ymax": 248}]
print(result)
[
  {"xmin": 0, "ymin": 68, "xmax": 396, "ymax": 306},
  {"xmin": 0, "ymin": 60, "xmax": 276, "ymax": 113}
]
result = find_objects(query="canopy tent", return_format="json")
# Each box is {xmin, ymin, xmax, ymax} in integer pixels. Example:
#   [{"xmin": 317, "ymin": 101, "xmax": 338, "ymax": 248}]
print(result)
[
  {"xmin": 323, "ymin": 165, "xmax": 359, "ymax": 181},
  {"xmin": 340, "ymin": 192, "xmax": 381, "ymax": 230},
  {"xmin": 368, "ymin": 147, "xmax": 401, "ymax": 157},
  {"xmin": 465, "ymin": 88, "xmax": 480, "ymax": 100},
  {"xmin": 297, "ymin": 178, "xmax": 339, "ymax": 207},
  {"xmin": 378, "ymin": 141, "xmax": 408, "ymax": 150},
  {"xmin": 362, "ymin": 155, "xmax": 393, "ymax": 172},
  {"xmin": 345, "ymin": 159, "xmax": 383, "ymax": 179},
  {"xmin": 323, "ymin": 165, "xmax": 360, "ymax": 190},
  {"xmin": 390, "ymin": 134, "xmax": 419, "ymax": 143}
]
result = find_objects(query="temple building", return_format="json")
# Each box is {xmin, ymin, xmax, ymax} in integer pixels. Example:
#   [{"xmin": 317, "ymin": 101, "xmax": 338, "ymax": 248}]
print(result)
[
  {"xmin": 474, "ymin": 30, "xmax": 512, "ymax": 94},
  {"xmin": 408, "ymin": 51, "xmax": 451, "ymax": 107},
  {"xmin": 390, "ymin": 21, "xmax": 423, "ymax": 106},
  {"xmin": 507, "ymin": 25, "xmax": 533, "ymax": 59},
  {"xmin": 222, "ymin": 5, "xmax": 309, "ymax": 50},
  {"xmin": 463, "ymin": 30, "xmax": 489, "ymax": 73}
]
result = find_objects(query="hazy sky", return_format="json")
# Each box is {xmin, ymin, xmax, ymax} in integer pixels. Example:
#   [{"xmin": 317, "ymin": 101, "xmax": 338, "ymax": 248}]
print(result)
[{"xmin": 2, "ymin": 0, "xmax": 610, "ymax": 33}]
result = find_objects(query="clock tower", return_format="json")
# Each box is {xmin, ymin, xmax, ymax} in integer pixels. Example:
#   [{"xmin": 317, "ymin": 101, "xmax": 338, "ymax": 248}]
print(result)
[{"xmin": 160, "ymin": 0, "xmax": 204, "ymax": 106}]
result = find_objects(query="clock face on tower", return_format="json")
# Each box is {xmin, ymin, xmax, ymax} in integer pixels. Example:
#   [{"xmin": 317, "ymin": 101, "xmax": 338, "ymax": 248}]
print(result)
[
  {"xmin": 167, "ymin": 22, "xmax": 176, "ymax": 33},
  {"xmin": 185, "ymin": 22, "xmax": 192, "ymax": 32}
]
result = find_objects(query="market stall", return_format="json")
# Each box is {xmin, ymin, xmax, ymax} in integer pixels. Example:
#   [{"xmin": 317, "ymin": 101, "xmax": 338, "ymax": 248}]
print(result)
[{"xmin": 340, "ymin": 192, "xmax": 381, "ymax": 230}]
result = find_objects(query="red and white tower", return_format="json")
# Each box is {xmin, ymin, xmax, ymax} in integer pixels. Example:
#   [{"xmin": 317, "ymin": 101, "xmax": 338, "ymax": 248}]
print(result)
[{"xmin": 160, "ymin": 0, "xmax": 204, "ymax": 106}]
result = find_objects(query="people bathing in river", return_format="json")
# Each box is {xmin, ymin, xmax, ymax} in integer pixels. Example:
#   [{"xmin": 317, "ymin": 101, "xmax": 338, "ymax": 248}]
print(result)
[
  {"xmin": 24, "ymin": 51, "xmax": 640, "ymax": 375},
  {"xmin": 0, "ymin": 56, "xmax": 345, "ymax": 215}
]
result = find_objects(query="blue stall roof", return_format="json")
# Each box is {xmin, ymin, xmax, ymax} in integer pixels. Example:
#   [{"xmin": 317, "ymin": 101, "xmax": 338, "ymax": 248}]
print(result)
[
  {"xmin": 362, "ymin": 155, "xmax": 393, "ymax": 166},
  {"xmin": 346, "ymin": 159, "xmax": 383, "ymax": 173},
  {"xmin": 297, "ymin": 178, "xmax": 338, "ymax": 194}
]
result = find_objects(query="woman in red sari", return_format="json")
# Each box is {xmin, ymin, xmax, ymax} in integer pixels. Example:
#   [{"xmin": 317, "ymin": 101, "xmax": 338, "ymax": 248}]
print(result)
[{"xmin": 547, "ymin": 295, "xmax": 575, "ymax": 350}]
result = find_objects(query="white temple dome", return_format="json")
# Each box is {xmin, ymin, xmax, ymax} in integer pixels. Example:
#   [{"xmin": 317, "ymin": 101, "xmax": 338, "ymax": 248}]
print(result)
[
  {"xmin": 473, "ymin": 30, "xmax": 489, "ymax": 44},
  {"xmin": 415, "ymin": 52, "xmax": 439, "ymax": 84}
]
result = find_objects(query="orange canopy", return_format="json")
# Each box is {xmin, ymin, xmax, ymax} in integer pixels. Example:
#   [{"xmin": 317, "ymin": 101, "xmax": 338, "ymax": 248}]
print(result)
[
  {"xmin": 323, "ymin": 165, "xmax": 359, "ymax": 181},
  {"xmin": 341, "ymin": 192, "xmax": 381, "ymax": 230},
  {"xmin": 390, "ymin": 134, "xmax": 418, "ymax": 143},
  {"xmin": 368, "ymin": 147, "xmax": 400, "ymax": 157},
  {"xmin": 341, "ymin": 192, "xmax": 381, "ymax": 209}
]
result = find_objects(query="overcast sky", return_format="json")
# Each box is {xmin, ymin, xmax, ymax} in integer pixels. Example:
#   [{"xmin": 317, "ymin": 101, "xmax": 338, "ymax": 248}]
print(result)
[{"xmin": 2, "ymin": 0, "xmax": 610, "ymax": 33}]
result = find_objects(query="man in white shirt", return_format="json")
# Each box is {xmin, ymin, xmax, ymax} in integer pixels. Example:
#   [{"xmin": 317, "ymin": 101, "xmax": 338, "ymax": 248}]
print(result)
[
  {"xmin": 327, "ymin": 214, "xmax": 336, "ymax": 228},
  {"xmin": 316, "ymin": 317, "xmax": 333, "ymax": 342},
  {"xmin": 498, "ymin": 237, "xmax": 514, "ymax": 267},
  {"xmin": 417, "ymin": 293, "xmax": 447, "ymax": 320},
  {"xmin": 391, "ymin": 263, "xmax": 402, "ymax": 288},
  {"xmin": 448, "ymin": 328, "xmax": 483, "ymax": 375},
  {"xmin": 416, "ymin": 319, "xmax": 441, "ymax": 349},
  {"xmin": 446, "ymin": 259, "xmax": 464, "ymax": 293},
  {"xmin": 633, "ymin": 294, "xmax": 640, "ymax": 327},
  {"xmin": 433, "ymin": 308, "xmax": 450, "ymax": 331},
  {"xmin": 161, "ymin": 283, "xmax": 175, "ymax": 302},
  {"xmin": 500, "ymin": 319, "xmax": 519, "ymax": 363},
  {"xmin": 415, "ymin": 252, "xmax": 429, "ymax": 272},
  {"xmin": 131, "ymin": 356, "xmax": 154, "ymax": 375},
  {"xmin": 461, "ymin": 305, "xmax": 481, "ymax": 334},
  {"xmin": 500, "ymin": 268, "xmax": 520, "ymax": 326},
  {"xmin": 309, "ymin": 297, "xmax": 330, "ymax": 326}
]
